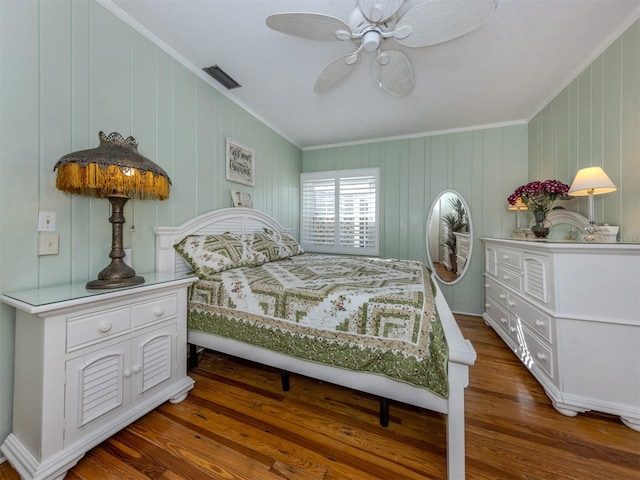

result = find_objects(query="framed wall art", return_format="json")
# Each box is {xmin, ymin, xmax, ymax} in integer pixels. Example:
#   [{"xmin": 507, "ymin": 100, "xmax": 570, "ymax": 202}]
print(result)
[
  {"xmin": 226, "ymin": 138, "xmax": 255, "ymax": 186},
  {"xmin": 230, "ymin": 190, "xmax": 253, "ymax": 208}
]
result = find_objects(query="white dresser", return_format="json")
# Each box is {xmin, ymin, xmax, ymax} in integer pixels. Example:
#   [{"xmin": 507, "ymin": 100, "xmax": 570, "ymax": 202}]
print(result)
[
  {"xmin": 482, "ymin": 238, "xmax": 640, "ymax": 430},
  {"xmin": 0, "ymin": 273, "xmax": 196, "ymax": 480}
]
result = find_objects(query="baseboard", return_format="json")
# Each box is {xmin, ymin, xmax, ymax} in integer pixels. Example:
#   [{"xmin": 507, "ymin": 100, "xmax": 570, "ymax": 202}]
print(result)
[{"xmin": 0, "ymin": 454, "xmax": 6, "ymax": 464}]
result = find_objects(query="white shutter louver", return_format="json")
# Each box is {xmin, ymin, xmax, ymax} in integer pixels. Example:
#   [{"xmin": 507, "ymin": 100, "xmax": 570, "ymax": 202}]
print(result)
[{"xmin": 300, "ymin": 168, "xmax": 379, "ymax": 255}]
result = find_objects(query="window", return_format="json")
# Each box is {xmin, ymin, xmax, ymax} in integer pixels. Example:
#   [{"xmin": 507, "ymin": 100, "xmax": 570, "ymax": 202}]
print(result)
[{"xmin": 300, "ymin": 168, "xmax": 379, "ymax": 256}]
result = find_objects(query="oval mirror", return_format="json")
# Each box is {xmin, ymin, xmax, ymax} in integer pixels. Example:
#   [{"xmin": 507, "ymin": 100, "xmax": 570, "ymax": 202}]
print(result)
[{"xmin": 426, "ymin": 190, "xmax": 473, "ymax": 285}]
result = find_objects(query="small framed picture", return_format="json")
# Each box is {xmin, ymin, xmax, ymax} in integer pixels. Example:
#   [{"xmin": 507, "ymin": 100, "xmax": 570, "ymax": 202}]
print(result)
[
  {"xmin": 231, "ymin": 190, "xmax": 253, "ymax": 208},
  {"xmin": 226, "ymin": 138, "xmax": 255, "ymax": 186}
]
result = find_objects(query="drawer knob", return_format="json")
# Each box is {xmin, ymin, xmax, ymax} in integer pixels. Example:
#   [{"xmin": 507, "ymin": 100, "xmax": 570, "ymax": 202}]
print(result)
[
  {"xmin": 500, "ymin": 317, "xmax": 507, "ymax": 324},
  {"xmin": 153, "ymin": 306, "xmax": 165, "ymax": 316},
  {"xmin": 503, "ymin": 275, "xmax": 510, "ymax": 280},
  {"xmin": 484, "ymin": 284, "xmax": 490, "ymax": 288},
  {"xmin": 508, "ymin": 301, "xmax": 515, "ymax": 307},
  {"xmin": 98, "ymin": 322, "xmax": 112, "ymax": 333},
  {"xmin": 485, "ymin": 303, "xmax": 491, "ymax": 308},
  {"xmin": 510, "ymin": 326, "xmax": 516, "ymax": 332},
  {"xmin": 133, "ymin": 366, "xmax": 141, "ymax": 374},
  {"xmin": 499, "ymin": 293, "xmax": 507, "ymax": 299},
  {"xmin": 124, "ymin": 369, "xmax": 132, "ymax": 378},
  {"xmin": 536, "ymin": 352, "xmax": 547, "ymax": 361},
  {"xmin": 535, "ymin": 320, "xmax": 545, "ymax": 327},
  {"xmin": 503, "ymin": 255, "xmax": 510, "ymax": 260}
]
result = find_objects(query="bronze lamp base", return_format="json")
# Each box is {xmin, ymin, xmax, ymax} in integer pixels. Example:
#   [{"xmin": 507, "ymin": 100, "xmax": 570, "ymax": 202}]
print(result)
[{"xmin": 86, "ymin": 193, "xmax": 144, "ymax": 290}]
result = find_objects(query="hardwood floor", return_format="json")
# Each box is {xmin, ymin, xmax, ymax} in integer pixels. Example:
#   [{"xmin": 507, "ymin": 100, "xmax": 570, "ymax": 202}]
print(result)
[{"xmin": 1, "ymin": 315, "xmax": 638, "ymax": 479}]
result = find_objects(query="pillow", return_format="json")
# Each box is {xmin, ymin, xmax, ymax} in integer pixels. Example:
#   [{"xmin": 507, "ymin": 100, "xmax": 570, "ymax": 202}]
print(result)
[
  {"xmin": 173, "ymin": 233, "xmax": 268, "ymax": 279},
  {"xmin": 256, "ymin": 228, "xmax": 304, "ymax": 261}
]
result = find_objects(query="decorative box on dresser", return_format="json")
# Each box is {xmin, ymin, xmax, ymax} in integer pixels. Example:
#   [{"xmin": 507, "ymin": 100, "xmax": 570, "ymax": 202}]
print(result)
[
  {"xmin": 0, "ymin": 273, "xmax": 196, "ymax": 480},
  {"xmin": 481, "ymin": 238, "xmax": 640, "ymax": 430}
]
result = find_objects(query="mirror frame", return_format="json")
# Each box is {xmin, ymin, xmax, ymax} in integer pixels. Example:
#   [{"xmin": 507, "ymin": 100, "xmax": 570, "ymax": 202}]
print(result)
[{"xmin": 425, "ymin": 190, "xmax": 473, "ymax": 285}]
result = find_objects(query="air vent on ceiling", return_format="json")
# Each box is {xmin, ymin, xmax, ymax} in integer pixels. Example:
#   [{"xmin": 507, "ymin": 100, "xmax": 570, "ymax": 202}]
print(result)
[{"xmin": 203, "ymin": 65, "xmax": 241, "ymax": 90}]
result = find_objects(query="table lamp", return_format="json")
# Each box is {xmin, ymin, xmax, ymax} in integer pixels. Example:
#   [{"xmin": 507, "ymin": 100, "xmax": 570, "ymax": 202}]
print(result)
[
  {"xmin": 568, "ymin": 166, "xmax": 616, "ymax": 240},
  {"xmin": 54, "ymin": 131, "xmax": 171, "ymax": 288},
  {"xmin": 507, "ymin": 197, "xmax": 527, "ymax": 238}
]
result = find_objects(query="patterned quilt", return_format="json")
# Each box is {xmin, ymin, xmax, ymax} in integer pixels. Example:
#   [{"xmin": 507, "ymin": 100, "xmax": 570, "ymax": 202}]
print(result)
[{"xmin": 187, "ymin": 253, "xmax": 449, "ymax": 397}]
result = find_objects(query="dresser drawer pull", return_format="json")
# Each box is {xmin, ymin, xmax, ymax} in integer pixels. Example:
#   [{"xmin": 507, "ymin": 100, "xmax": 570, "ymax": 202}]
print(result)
[
  {"xmin": 485, "ymin": 303, "xmax": 491, "ymax": 308},
  {"xmin": 500, "ymin": 317, "xmax": 508, "ymax": 324},
  {"xmin": 153, "ymin": 306, "xmax": 165, "ymax": 316},
  {"xmin": 485, "ymin": 284, "xmax": 490, "ymax": 288},
  {"xmin": 510, "ymin": 326, "xmax": 517, "ymax": 333},
  {"xmin": 503, "ymin": 275, "xmax": 510, "ymax": 281},
  {"xmin": 503, "ymin": 255, "xmax": 510, "ymax": 260},
  {"xmin": 508, "ymin": 300, "xmax": 515, "ymax": 307},
  {"xmin": 124, "ymin": 369, "xmax": 132, "ymax": 378},
  {"xmin": 535, "ymin": 320, "xmax": 545, "ymax": 327},
  {"xmin": 132, "ymin": 366, "xmax": 141, "ymax": 374},
  {"xmin": 499, "ymin": 293, "xmax": 507, "ymax": 300},
  {"xmin": 536, "ymin": 352, "xmax": 547, "ymax": 361},
  {"xmin": 98, "ymin": 322, "xmax": 112, "ymax": 333}
]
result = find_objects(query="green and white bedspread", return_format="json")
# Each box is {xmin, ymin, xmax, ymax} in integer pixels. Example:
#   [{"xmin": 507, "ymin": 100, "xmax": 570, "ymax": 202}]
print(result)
[{"xmin": 187, "ymin": 253, "xmax": 449, "ymax": 397}]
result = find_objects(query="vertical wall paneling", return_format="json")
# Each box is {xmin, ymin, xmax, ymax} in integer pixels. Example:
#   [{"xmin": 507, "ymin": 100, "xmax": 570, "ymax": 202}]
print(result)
[
  {"xmin": 70, "ymin": 0, "xmax": 92, "ymax": 284},
  {"xmin": 0, "ymin": 0, "xmax": 302, "ymax": 450},
  {"xmin": 619, "ymin": 20, "xmax": 640, "ymax": 241},
  {"xmin": 303, "ymin": 125, "xmax": 529, "ymax": 314},
  {"xmin": 530, "ymin": 19, "xmax": 639, "ymax": 242}
]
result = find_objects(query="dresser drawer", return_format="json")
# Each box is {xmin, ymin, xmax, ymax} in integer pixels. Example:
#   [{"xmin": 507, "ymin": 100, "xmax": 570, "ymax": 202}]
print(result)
[
  {"xmin": 132, "ymin": 293, "xmax": 178, "ymax": 329},
  {"xmin": 484, "ymin": 277, "xmax": 509, "ymax": 308},
  {"xmin": 510, "ymin": 296, "xmax": 553, "ymax": 342},
  {"xmin": 67, "ymin": 306, "xmax": 131, "ymax": 352},
  {"xmin": 497, "ymin": 248, "xmax": 522, "ymax": 271},
  {"xmin": 519, "ymin": 326, "xmax": 554, "ymax": 380},
  {"xmin": 485, "ymin": 294, "xmax": 510, "ymax": 335},
  {"xmin": 496, "ymin": 265, "xmax": 522, "ymax": 291}
]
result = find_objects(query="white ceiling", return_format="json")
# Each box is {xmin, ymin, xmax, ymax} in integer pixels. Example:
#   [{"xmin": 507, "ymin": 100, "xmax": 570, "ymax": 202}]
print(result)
[{"xmin": 105, "ymin": 0, "xmax": 640, "ymax": 149}]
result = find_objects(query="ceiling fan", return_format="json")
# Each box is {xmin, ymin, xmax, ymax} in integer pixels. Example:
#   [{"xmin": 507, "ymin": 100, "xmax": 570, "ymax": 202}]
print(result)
[{"xmin": 266, "ymin": 0, "xmax": 497, "ymax": 97}]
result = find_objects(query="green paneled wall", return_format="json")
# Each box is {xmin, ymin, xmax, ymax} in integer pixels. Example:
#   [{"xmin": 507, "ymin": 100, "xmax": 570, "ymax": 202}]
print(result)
[
  {"xmin": 529, "ymin": 19, "xmax": 640, "ymax": 243},
  {"xmin": 303, "ymin": 124, "xmax": 530, "ymax": 315},
  {"xmin": 0, "ymin": 0, "xmax": 301, "ymax": 453}
]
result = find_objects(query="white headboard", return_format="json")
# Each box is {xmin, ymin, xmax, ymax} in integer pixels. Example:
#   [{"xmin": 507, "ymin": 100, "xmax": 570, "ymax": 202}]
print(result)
[{"xmin": 155, "ymin": 207, "xmax": 290, "ymax": 275}]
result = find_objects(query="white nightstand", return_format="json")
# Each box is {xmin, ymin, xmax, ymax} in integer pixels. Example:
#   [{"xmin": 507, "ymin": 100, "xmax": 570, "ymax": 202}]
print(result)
[{"xmin": 0, "ymin": 273, "xmax": 196, "ymax": 480}]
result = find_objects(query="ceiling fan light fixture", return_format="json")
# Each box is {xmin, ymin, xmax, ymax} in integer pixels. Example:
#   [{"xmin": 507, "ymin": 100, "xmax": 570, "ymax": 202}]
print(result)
[{"xmin": 362, "ymin": 30, "xmax": 381, "ymax": 52}]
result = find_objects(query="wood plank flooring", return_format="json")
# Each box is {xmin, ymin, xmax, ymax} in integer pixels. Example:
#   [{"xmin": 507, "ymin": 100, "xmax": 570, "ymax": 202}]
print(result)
[{"xmin": 1, "ymin": 315, "xmax": 638, "ymax": 479}]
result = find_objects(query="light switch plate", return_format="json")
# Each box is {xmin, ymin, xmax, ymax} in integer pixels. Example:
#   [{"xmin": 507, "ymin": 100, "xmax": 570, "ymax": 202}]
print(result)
[
  {"xmin": 38, "ymin": 211, "xmax": 56, "ymax": 232},
  {"xmin": 38, "ymin": 233, "xmax": 59, "ymax": 255}
]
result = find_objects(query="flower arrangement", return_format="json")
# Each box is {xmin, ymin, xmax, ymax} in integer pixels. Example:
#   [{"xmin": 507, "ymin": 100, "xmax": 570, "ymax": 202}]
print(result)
[{"xmin": 508, "ymin": 179, "xmax": 570, "ymax": 213}]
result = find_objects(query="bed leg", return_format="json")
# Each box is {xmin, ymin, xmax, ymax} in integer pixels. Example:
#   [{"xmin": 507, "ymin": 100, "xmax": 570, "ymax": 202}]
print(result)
[
  {"xmin": 280, "ymin": 370, "xmax": 290, "ymax": 391},
  {"xmin": 188, "ymin": 344, "xmax": 199, "ymax": 369},
  {"xmin": 380, "ymin": 398, "xmax": 390, "ymax": 427},
  {"xmin": 447, "ymin": 362, "xmax": 469, "ymax": 480}
]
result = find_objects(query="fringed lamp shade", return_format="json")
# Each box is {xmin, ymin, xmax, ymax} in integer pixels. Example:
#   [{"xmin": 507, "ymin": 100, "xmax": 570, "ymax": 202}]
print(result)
[
  {"xmin": 54, "ymin": 132, "xmax": 171, "ymax": 289},
  {"xmin": 55, "ymin": 131, "xmax": 170, "ymax": 200}
]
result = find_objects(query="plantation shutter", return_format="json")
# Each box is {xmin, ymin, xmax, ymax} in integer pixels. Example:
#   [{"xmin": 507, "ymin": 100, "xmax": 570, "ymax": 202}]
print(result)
[{"xmin": 300, "ymin": 168, "xmax": 379, "ymax": 255}]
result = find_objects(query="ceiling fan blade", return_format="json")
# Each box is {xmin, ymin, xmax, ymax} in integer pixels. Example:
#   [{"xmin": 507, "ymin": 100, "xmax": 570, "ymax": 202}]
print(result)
[
  {"xmin": 358, "ymin": 0, "xmax": 404, "ymax": 23},
  {"xmin": 314, "ymin": 53, "xmax": 360, "ymax": 93},
  {"xmin": 266, "ymin": 12, "xmax": 351, "ymax": 41},
  {"xmin": 394, "ymin": 0, "xmax": 497, "ymax": 48},
  {"xmin": 372, "ymin": 49, "xmax": 413, "ymax": 96}
]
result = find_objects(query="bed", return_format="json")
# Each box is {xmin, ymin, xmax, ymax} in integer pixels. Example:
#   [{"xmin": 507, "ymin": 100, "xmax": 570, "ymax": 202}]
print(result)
[{"xmin": 155, "ymin": 207, "xmax": 476, "ymax": 479}]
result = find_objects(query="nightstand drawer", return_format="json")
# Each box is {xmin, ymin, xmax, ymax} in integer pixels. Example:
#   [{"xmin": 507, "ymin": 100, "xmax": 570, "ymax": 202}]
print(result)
[
  {"xmin": 67, "ymin": 307, "xmax": 131, "ymax": 352},
  {"xmin": 132, "ymin": 293, "xmax": 178, "ymax": 329}
]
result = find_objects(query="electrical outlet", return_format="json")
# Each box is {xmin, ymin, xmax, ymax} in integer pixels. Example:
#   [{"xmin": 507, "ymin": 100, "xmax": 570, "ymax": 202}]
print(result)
[
  {"xmin": 38, "ymin": 233, "xmax": 59, "ymax": 255},
  {"xmin": 38, "ymin": 211, "xmax": 57, "ymax": 232}
]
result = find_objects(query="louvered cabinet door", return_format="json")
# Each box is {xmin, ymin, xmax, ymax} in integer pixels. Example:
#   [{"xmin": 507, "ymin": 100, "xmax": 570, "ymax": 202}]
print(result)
[
  {"xmin": 64, "ymin": 345, "xmax": 130, "ymax": 446},
  {"xmin": 131, "ymin": 324, "xmax": 177, "ymax": 400}
]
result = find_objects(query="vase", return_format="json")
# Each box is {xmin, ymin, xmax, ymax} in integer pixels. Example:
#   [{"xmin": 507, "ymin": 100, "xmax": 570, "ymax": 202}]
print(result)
[{"xmin": 531, "ymin": 210, "xmax": 549, "ymax": 238}]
